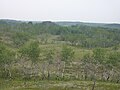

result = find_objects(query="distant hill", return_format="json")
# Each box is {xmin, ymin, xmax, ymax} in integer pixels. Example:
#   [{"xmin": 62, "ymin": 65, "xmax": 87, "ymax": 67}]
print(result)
[
  {"xmin": 41, "ymin": 21, "xmax": 58, "ymax": 26},
  {"xmin": 104, "ymin": 24, "xmax": 120, "ymax": 29},
  {"xmin": 55, "ymin": 21, "xmax": 120, "ymax": 29},
  {"xmin": 0, "ymin": 19, "xmax": 120, "ymax": 29},
  {"xmin": 55, "ymin": 22, "xmax": 83, "ymax": 26},
  {"xmin": 0, "ymin": 19, "xmax": 22, "ymax": 24}
]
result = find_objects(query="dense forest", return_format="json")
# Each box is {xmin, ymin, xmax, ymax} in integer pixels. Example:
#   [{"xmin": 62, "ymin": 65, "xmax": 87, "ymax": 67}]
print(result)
[{"xmin": 0, "ymin": 19, "xmax": 120, "ymax": 90}]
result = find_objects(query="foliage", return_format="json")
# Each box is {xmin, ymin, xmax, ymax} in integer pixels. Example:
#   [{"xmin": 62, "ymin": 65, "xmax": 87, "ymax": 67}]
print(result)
[
  {"xmin": 19, "ymin": 41, "xmax": 40, "ymax": 63},
  {"xmin": 61, "ymin": 46, "xmax": 74, "ymax": 63},
  {"xmin": 93, "ymin": 48, "xmax": 107, "ymax": 64},
  {"xmin": 108, "ymin": 51, "xmax": 120, "ymax": 67},
  {"xmin": 12, "ymin": 32, "xmax": 30, "ymax": 47},
  {"xmin": 0, "ymin": 43, "xmax": 15, "ymax": 65},
  {"xmin": 0, "ymin": 20, "xmax": 120, "ymax": 83}
]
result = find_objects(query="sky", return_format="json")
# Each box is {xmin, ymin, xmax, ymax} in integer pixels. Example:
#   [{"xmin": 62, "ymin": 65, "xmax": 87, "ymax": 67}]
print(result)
[{"xmin": 0, "ymin": 0, "xmax": 120, "ymax": 23}]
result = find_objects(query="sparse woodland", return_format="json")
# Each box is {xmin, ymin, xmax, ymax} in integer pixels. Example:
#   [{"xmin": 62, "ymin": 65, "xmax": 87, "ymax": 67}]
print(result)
[{"xmin": 0, "ymin": 20, "xmax": 120, "ymax": 89}]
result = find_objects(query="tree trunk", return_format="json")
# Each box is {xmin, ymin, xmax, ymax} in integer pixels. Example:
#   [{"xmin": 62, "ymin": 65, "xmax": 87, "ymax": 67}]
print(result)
[
  {"xmin": 4, "ymin": 64, "xmax": 7, "ymax": 73},
  {"xmin": 116, "ymin": 79, "xmax": 119, "ymax": 83},
  {"xmin": 42, "ymin": 62, "xmax": 46, "ymax": 80},
  {"xmin": 62, "ymin": 62, "xmax": 65, "ymax": 78},
  {"xmin": 85, "ymin": 72, "xmax": 87, "ymax": 80},
  {"xmin": 47, "ymin": 64, "xmax": 50, "ymax": 80},
  {"xmin": 92, "ymin": 79, "xmax": 96, "ymax": 90},
  {"xmin": 56, "ymin": 60, "xmax": 61, "ymax": 78},
  {"xmin": 84, "ymin": 67, "xmax": 88, "ymax": 80},
  {"xmin": 8, "ymin": 69, "xmax": 12, "ymax": 78},
  {"xmin": 57, "ymin": 63, "xmax": 60, "ymax": 77},
  {"xmin": 107, "ymin": 76, "xmax": 110, "ymax": 81}
]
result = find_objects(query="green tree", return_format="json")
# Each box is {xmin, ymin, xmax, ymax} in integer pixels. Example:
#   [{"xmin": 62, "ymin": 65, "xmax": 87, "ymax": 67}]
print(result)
[
  {"xmin": 61, "ymin": 46, "xmax": 74, "ymax": 78},
  {"xmin": 108, "ymin": 51, "xmax": 120, "ymax": 83},
  {"xmin": 19, "ymin": 41, "xmax": 40, "ymax": 63},
  {"xmin": 0, "ymin": 43, "xmax": 15, "ymax": 78},
  {"xmin": 81, "ymin": 53, "xmax": 93, "ymax": 80},
  {"xmin": 19, "ymin": 41, "xmax": 40, "ymax": 78},
  {"xmin": 44, "ymin": 49, "xmax": 54, "ymax": 79},
  {"xmin": 93, "ymin": 48, "xmax": 107, "ymax": 64},
  {"xmin": 12, "ymin": 32, "xmax": 30, "ymax": 47}
]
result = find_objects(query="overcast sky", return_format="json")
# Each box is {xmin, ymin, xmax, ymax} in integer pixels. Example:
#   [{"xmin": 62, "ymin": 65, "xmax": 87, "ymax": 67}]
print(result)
[{"xmin": 0, "ymin": 0, "xmax": 120, "ymax": 23}]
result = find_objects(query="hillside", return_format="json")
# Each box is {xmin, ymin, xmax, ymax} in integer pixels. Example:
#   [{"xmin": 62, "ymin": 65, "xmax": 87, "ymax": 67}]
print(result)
[{"xmin": 0, "ymin": 19, "xmax": 120, "ymax": 90}]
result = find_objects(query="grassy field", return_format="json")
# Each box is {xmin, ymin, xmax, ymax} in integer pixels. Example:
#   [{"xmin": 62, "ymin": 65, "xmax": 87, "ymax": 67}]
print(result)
[{"xmin": 1, "ymin": 79, "xmax": 120, "ymax": 90}]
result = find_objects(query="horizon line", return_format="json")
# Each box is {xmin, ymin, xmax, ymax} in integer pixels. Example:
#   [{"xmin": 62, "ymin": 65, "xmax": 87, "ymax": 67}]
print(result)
[{"xmin": 0, "ymin": 18, "xmax": 120, "ymax": 24}]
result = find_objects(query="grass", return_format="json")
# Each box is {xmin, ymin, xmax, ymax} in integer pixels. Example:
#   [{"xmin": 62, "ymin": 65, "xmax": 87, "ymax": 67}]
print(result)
[{"xmin": 0, "ymin": 79, "xmax": 120, "ymax": 90}]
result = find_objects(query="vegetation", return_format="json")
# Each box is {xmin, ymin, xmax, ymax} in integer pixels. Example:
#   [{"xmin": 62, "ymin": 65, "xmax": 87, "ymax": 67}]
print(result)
[{"xmin": 0, "ymin": 19, "xmax": 120, "ymax": 89}]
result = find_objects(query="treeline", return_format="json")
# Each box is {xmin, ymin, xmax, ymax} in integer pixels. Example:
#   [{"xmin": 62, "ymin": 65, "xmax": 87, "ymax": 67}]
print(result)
[
  {"xmin": 60, "ymin": 25, "xmax": 120, "ymax": 48},
  {"xmin": 0, "ymin": 20, "xmax": 120, "ymax": 48}
]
